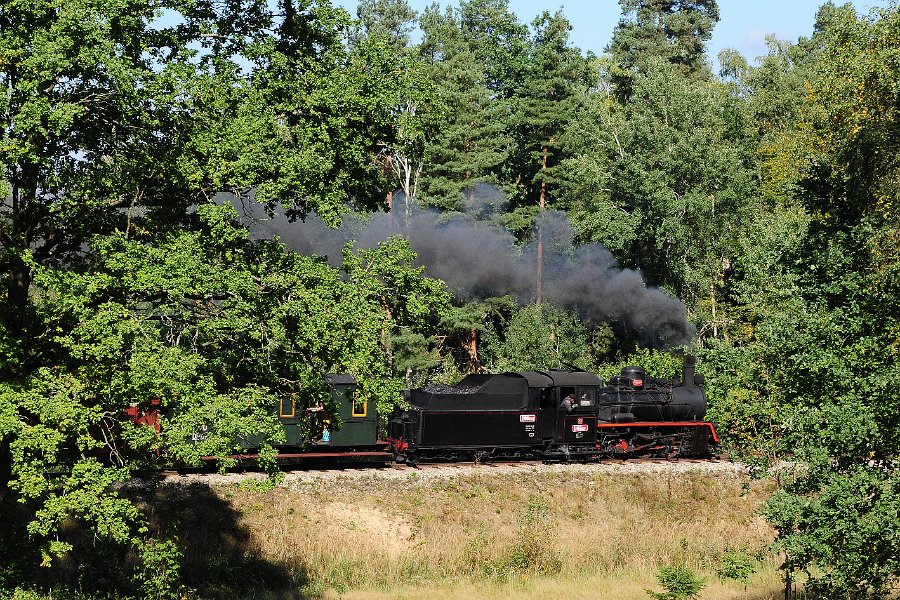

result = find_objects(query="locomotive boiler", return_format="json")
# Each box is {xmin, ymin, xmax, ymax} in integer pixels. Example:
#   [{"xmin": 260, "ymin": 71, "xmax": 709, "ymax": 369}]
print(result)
[{"xmin": 594, "ymin": 355, "xmax": 718, "ymax": 458}]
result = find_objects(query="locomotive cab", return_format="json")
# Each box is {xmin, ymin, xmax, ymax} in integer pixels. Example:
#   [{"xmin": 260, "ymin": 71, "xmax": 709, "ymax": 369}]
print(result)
[
  {"xmin": 520, "ymin": 371, "xmax": 602, "ymax": 446},
  {"xmin": 547, "ymin": 371, "xmax": 602, "ymax": 445}
]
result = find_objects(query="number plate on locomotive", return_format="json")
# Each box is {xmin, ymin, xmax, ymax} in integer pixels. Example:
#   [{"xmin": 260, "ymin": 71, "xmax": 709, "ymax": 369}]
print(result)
[{"xmin": 571, "ymin": 424, "xmax": 590, "ymax": 432}]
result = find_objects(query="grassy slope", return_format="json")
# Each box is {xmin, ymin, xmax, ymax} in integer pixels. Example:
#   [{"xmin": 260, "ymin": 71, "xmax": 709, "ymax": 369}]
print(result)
[{"xmin": 157, "ymin": 468, "xmax": 783, "ymax": 599}]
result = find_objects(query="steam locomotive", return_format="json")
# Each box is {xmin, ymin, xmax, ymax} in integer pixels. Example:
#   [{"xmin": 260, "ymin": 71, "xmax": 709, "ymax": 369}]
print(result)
[{"xmin": 385, "ymin": 355, "xmax": 717, "ymax": 464}]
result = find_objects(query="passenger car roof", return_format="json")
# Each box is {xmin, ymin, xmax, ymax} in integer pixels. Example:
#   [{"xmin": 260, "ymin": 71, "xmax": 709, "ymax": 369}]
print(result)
[{"xmin": 325, "ymin": 374, "xmax": 358, "ymax": 386}]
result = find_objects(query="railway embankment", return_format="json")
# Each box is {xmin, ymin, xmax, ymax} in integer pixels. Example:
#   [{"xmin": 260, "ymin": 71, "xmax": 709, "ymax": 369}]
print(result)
[{"xmin": 125, "ymin": 460, "xmax": 784, "ymax": 600}]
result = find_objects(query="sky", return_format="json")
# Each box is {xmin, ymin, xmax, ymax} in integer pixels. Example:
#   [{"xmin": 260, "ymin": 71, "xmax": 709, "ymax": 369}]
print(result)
[{"xmin": 335, "ymin": 0, "xmax": 889, "ymax": 63}]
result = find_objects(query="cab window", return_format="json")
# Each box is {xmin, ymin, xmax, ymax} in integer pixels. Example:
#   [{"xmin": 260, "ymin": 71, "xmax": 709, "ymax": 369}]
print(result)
[{"xmin": 576, "ymin": 387, "xmax": 596, "ymax": 407}]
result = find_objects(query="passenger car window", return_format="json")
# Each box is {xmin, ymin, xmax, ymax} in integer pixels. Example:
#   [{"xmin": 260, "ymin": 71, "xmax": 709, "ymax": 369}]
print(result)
[
  {"xmin": 351, "ymin": 390, "xmax": 367, "ymax": 418},
  {"xmin": 280, "ymin": 396, "xmax": 296, "ymax": 418}
]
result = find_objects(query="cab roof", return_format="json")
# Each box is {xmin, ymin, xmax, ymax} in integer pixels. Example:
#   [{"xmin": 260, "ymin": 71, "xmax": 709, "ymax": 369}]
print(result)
[{"xmin": 517, "ymin": 370, "xmax": 602, "ymax": 388}]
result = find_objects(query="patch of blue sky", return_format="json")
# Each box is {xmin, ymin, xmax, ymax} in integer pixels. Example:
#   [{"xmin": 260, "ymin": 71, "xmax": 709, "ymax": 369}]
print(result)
[{"xmin": 335, "ymin": 0, "xmax": 889, "ymax": 64}]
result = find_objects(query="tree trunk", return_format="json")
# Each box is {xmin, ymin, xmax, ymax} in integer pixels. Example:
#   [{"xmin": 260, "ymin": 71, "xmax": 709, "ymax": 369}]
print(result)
[
  {"xmin": 539, "ymin": 146, "xmax": 548, "ymax": 211},
  {"xmin": 4, "ymin": 177, "xmax": 35, "ymax": 335},
  {"xmin": 4, "ymin": 256, "xmax": 32, "ymax": 335},
  {"xmin": 466, "ymin": 328, "xmax": 481, "ymax": 373},
  {"xmin": 536, "ymin": 227, "xmax": 543, "ymax": 304},
  {"xmin": 385, "ymin": 153, "xmax": 396, "ymax": 233},
  {"xmin": 0, "ymin": 438, "xmax": 11, "ymax": 516},
  {"xmin": 535, "ymin": 146, "xmax": 548, "ymax": 304}
]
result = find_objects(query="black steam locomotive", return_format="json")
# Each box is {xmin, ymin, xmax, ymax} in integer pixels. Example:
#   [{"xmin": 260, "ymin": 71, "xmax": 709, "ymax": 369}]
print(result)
[{"xmin": 386, "ymin": 356, "xmax": 717, "ymax": 464}]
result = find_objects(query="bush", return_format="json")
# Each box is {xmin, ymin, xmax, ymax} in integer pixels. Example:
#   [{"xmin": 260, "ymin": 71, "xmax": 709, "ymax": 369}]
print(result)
[
  {"xmin": 646, "ymin": 565, "xmax": 705, "ymax": 600},
  {"xmin": 493, "ymin": 495, "xmax": 562, "ymax": 579},
  {"xmin": 717, "ymin": 547, "xmax": 756, "ymax": 586}
]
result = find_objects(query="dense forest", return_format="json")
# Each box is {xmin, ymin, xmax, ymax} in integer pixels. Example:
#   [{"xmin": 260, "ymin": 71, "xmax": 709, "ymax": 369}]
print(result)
[{"xmin": 0, "ymin": 0, "xmax": 898, "ymax": 597}]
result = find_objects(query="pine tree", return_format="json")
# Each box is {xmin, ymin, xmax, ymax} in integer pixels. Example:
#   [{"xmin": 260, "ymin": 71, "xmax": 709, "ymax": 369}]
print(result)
[
  {"xmin": 606, "ymin": 0, "xmax": 719, "ymax": 99},
  {"xmin": 458, "ymin": 0, "xmax": 529, "ymax": 98},
  {"xmin": 417, "ymin": 5, "xmax": 513, "ymax": 210},
  {"xmin": 352, "ymin": 0, "xmax": 418, "ymax": 50},
  {"xmin": 508, "ymin": 12, "xmax": 592, "ymax": 300},
  {"xmin": 510, "ymin": 11, "xmax": 591, "ymax": 210}
]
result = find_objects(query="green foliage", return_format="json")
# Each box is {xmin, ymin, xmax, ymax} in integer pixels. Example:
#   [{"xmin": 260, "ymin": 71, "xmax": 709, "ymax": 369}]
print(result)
[
  {"xmin": 736, "ymin": 4, "xmax": 900, "ymax": 596},
  {"xmin": 417, "ymin": 4, "xmax": 513, "ymax": 210},
  {"xmin": 646, "ymin": 565, "xmax": 705, "ymax": 600},
  {"xmin": 494, "ymin": 495, "xmax": 562, "ymax": 578},
  {"xmin": 175, "ymin": 1, "xmax": 404, "ymax": 225},
  {"xmin": 458, "ymin": 0, "xmax": 529, "ymax": 97},
  {"xmin": 607, "ymin": 0, "xmax": 719, "ymax": 98},
  {"xmin": 716, "ymin": 547, "xmax": 756, "ymax": 585},
  {"xmin": 505, "ymin": 10, "xmax": 592, "ymax": 213},
  {"xmin": 342, "ymin": 236, "xmax": 452, "ymax": 393},
  {"xmin": 1, "ymin": 205, "xmax": 452, "ymax": 594},
  {"xmin": 560, "ymin": 59, "xmax": 758, "ymax": 333},
  {"xmin": 353, "ymin": 0, "xmax": 418, "ymax": 50},
  {"xmin": 3, "ymin": 0, "xmax": 900, "ymax": 596},
  {"xmin": 698, "ymin": 340, "xmax": 786, "ymax": 464},
  {"xmin": 481, "ymin": 303, "xmax": 592, "ymax": 372},
  {"xmin": 134, "ymin": 537, "xmax": 183, "ymax": 600},
  {"xmin": 596, "ymin": 348, "xmax": 685, "ymax": 382}
]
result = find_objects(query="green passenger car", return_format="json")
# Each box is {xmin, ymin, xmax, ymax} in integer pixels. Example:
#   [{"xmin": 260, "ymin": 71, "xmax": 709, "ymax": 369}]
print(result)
[{"xmin": 272, "ymin": 374, "xmax": 379, "ymax": 449}]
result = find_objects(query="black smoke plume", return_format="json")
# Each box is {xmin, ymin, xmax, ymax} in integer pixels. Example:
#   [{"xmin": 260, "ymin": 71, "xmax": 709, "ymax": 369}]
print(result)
[{"xmin": 228, "ymin": 192, "xmax": 696, "ymax": 347}]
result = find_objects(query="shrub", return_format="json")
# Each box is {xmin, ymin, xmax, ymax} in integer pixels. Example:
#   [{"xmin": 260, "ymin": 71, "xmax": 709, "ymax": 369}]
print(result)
[
  {"xmin": 717, "ymin": 547, "xmax": 756, "ymax": 586},
  {"xmin": 646, "ymin": 565, "xmax": 705, "ymax": 600}
]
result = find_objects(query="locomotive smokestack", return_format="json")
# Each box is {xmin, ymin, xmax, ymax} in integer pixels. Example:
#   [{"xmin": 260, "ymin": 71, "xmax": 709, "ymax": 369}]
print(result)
[{"xmin": 682, "ymin": 354, "xmax": 696, "ymax": 387}]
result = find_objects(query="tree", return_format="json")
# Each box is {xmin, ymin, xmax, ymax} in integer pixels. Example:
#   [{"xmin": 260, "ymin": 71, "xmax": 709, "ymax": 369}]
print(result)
[
  {"xmin": 343, "ymin": 236, "xmax": 453, "ymax": 390},
  {"xmin": 481, "ymin": 303, "xmax": 592, "ymax": 372},
  {"xmin": 606, "ymin": 0, "xmax": 719, "ymax": 99},
  {"xmin": 507, "ymin": 11, "xmax": 591, "ymax": 210},
  {"xmin": 0, "ymin": 0, "xmax": 179, "ymax": 343},
  {"xmin": 459, "ymin": 0, "xmax": 529, "ymax": 98},
  {"xmin": 741, "ymin": 4, "xmax": 900, "ymax": 596},
  {"xmin": 0, "ymin": 204, "xmax": 452, "ymax": 594},
  {"xmin": 559, "ymin": 60, "xmax": 757, "ymax": 336},
  {"xmin": 0, "ymin": 0, "xmax": 424, "ymax": 593},
  {"xmin": 0, "ymin": 0, "xmax": 403, "ymax": 351},
  {"xmin": 383, "ymin": 56, "xmax": 445, "ymax": 215},
  {"xmin": 353, "ymin": 0, "xmax": 418, "ymax": 51},
  {"xmin": 348, "ymin": 0, "xmax": 445, "ymax": 216},
  {"xmin": 506, "ymin": 11, "xmax": 592, "ymax": 301},
  {"xmin": 417, "ymin": 4, "xmax": 513, "ymax": 210},
  {"xmin": 174, "ymin": 0, "xmax": 403, "ymax": 225}
]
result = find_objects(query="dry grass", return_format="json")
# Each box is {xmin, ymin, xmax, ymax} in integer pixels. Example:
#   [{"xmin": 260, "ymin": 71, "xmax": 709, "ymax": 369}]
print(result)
[
  {"xmin": 324, "ymin": 569, "xmax": 785, "ymax": 600},
  {"xmin": 161, "ymin": 468, "xmax": 782, "ymax": 599}
]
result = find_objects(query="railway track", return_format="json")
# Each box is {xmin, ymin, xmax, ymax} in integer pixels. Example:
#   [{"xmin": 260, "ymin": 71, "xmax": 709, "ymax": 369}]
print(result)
[{"xmin": 149, "ymin": 455, "xmax": 744, "ymax": 488}]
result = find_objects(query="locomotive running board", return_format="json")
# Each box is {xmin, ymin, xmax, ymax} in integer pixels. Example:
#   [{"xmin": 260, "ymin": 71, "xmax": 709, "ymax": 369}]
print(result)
[{"xmin": 596, "ymin": 421, "xmax": 720, "ymax": 443}]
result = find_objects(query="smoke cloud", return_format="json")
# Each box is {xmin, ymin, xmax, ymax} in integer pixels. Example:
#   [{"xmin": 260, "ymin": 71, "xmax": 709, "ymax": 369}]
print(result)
[{"xmin": 228, "ymin": 191, "xmax": 696, "ymax": 347}]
